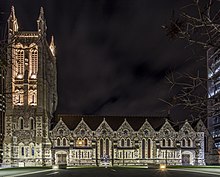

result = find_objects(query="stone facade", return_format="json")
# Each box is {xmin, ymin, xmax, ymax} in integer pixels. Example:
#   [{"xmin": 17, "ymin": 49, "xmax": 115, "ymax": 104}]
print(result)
[
  {"xmin": 2, "ymin": 6, "xmax": 217, "ymax": 167},
  {"xmin": 3, "ymin": 7, "xmax": 57, "ymax": 167},
  {"xmin": 49, "ymin": 115, "xmax": 210, "ymax": 166}
]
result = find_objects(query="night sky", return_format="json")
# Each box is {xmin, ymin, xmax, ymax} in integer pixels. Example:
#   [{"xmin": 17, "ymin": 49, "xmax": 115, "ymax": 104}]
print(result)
[{"xmin": 1, "ymin": 0, "xmax": 206, "ymax": 121}]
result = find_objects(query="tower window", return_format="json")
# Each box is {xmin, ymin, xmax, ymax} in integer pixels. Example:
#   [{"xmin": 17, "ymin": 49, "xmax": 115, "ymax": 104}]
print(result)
[
  {"xmin": 30, "ymin": 48, "xmax": 38, "ymax": 78},
  {"xmin": 20, "ymin": 118, "xmax": 24, "ymax": 130},
  {"xmin": 30, "ymin": 118, "xmax": 34, "ymax": 130},
  {"xmin": 16, "ymin": 50, "xmax": 24, "ymax": 77}
]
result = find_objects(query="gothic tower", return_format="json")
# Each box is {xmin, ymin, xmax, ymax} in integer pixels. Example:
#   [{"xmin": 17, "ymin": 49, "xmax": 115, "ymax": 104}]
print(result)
[{"xmin": 3, "ymin": 6, "xmax": 57, "ymax": 166}]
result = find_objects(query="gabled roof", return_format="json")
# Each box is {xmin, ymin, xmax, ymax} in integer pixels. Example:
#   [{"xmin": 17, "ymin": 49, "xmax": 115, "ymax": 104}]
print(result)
[{"xmin": 54, "ymin": 114, "xmax": 168, "ymax": 131}]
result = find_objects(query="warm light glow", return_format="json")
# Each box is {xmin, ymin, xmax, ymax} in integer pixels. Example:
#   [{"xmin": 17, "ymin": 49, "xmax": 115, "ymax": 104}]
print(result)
[
  {"xmin": 78, "ymin": 140, "xmax": 83, "ymax": 145},
  {"xmin": 76, "ymin": 139, "xmax": 84, "ymax": 146},
  {"xmin": 160, "ymin": 164, "xmax": 166, "ymax": 171},
  {"xmin": 29, "ymin": 44, "xmax": 38, "ymax": 78},
  {"xmin": 28, "ymin": 86, "xmax": 37, "ymax": 105}
]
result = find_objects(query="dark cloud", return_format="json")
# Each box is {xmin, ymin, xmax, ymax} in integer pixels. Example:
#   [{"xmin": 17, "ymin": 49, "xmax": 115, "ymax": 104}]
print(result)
[{"xmin": 2, "ymin": 0, "xmax": 205, "ymax": 120}]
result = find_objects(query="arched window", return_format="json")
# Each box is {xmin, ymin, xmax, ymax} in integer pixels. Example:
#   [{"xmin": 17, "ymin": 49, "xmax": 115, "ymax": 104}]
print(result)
[
  {"xmin": 162, "ymin": 139, "xmax": 166, "ymax": 146},
  {"xmin": 63, "ymin": 138, "xmax": 66, "ymax": 146},
  {"xmin": 187, "ymin": 139, "xmax": 191, "ymax": 147},
  {"xmin": 84, "ymin": 138, "xmax": 88, "ymax": 146},
  {"xmin": 29, "ymin": 46, "xmax": 38, "ymax": 78},
  {"xmin": 147, "ymin": 139, "xmax": 151, "ymax": 158},
  {"xmin": 20, "ymin": 118, "xmax": 24, "ymax": 130},
  {"xmin": 106, "ymin": 139, "xmax": 109, "ymax": 156},
  {"xmin": 168, "ymin": 139, "xmax": 171, "ymax": 147},
  {"xmin": 16, "ymin": 49, "xmax": 24, "ymax": 76},
  {"xmin": 142, "ymin": 139, "xmax": 146, "ymax": 159},
  {"xmin": 30, "ymin": 118, "xmax": 34, "ymax": 130},
  {"xmin": 100, "ymin": 139, "xmax": 104, "ymax": 158},
  {"xmin": 32, "ymin": 147, "xmax": 34, "ymax": 156},
  {"xmin": 21, "ymin": 147, "xmax": 24, "ymax": 156},
  {"xmin": 57, "ymin": 138, "xmax": 60, "ymax": 146},
  {"xmin": 182, "ymin": 138, "xmax": 186, "ymax": 147},
  {"xmin": 121, "ymin": 139, "xmax": 125, "ymax": 147},
  {"xmin": 127, "ymin": 139, "xmax": 131, "ymax": 147}
]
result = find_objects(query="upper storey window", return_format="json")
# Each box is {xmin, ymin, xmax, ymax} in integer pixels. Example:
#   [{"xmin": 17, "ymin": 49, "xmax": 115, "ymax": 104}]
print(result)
[
  {"xmin": 29, "ymin": 45, "xmax": 38, "ymax": 79},
  {"xmin": 15, "ymin": 49, "xmax": 24, "ymax": 79}
]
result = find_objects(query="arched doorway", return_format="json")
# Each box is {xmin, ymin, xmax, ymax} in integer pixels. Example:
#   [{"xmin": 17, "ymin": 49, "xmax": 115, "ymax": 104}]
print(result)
[
  {"xmin": 55, "ymin": 151, "xmax": 67, "ymax": 165},
  {"xmin": 182, "ymin": 151, "xmax": 194, "ymax": 165}
]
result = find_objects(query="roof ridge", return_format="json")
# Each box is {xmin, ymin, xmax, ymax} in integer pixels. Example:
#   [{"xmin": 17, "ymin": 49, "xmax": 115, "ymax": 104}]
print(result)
[{"xmin": 57, "ymin": 114, "xmax": 169, "ymax": 118}]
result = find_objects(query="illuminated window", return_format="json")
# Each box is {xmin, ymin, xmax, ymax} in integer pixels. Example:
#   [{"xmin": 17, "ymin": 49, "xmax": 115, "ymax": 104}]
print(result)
[
  {"xmin": 29, "ymin": 47, "xmax": 38, "ymax": 78},
  {"xmin": 13, "ymin": 88, "xmax": 24, "ymax": 105},
  {"xmin": 28, "ymin": 88, "xmax": 37, "ymax": 105},
  {"xmin": 16, "ymin": 49, "xmax": 24, "ymax": 78},
  {"xmin": 75, "ymin": 138, "xmax": 89, "ymax": 147}
]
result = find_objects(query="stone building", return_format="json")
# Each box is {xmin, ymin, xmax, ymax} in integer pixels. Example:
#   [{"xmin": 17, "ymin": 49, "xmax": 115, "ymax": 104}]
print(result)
[
  {"xmin": 2, "ymin": 6, "xmax": 216, "ymax": 167},
  {"xmin": 50, "ymin": 115, "xmax": 209, "ymax": 166},
  {"xmin": 3, "ymin": 7, "xmax": 57, "ymax": 167}
]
